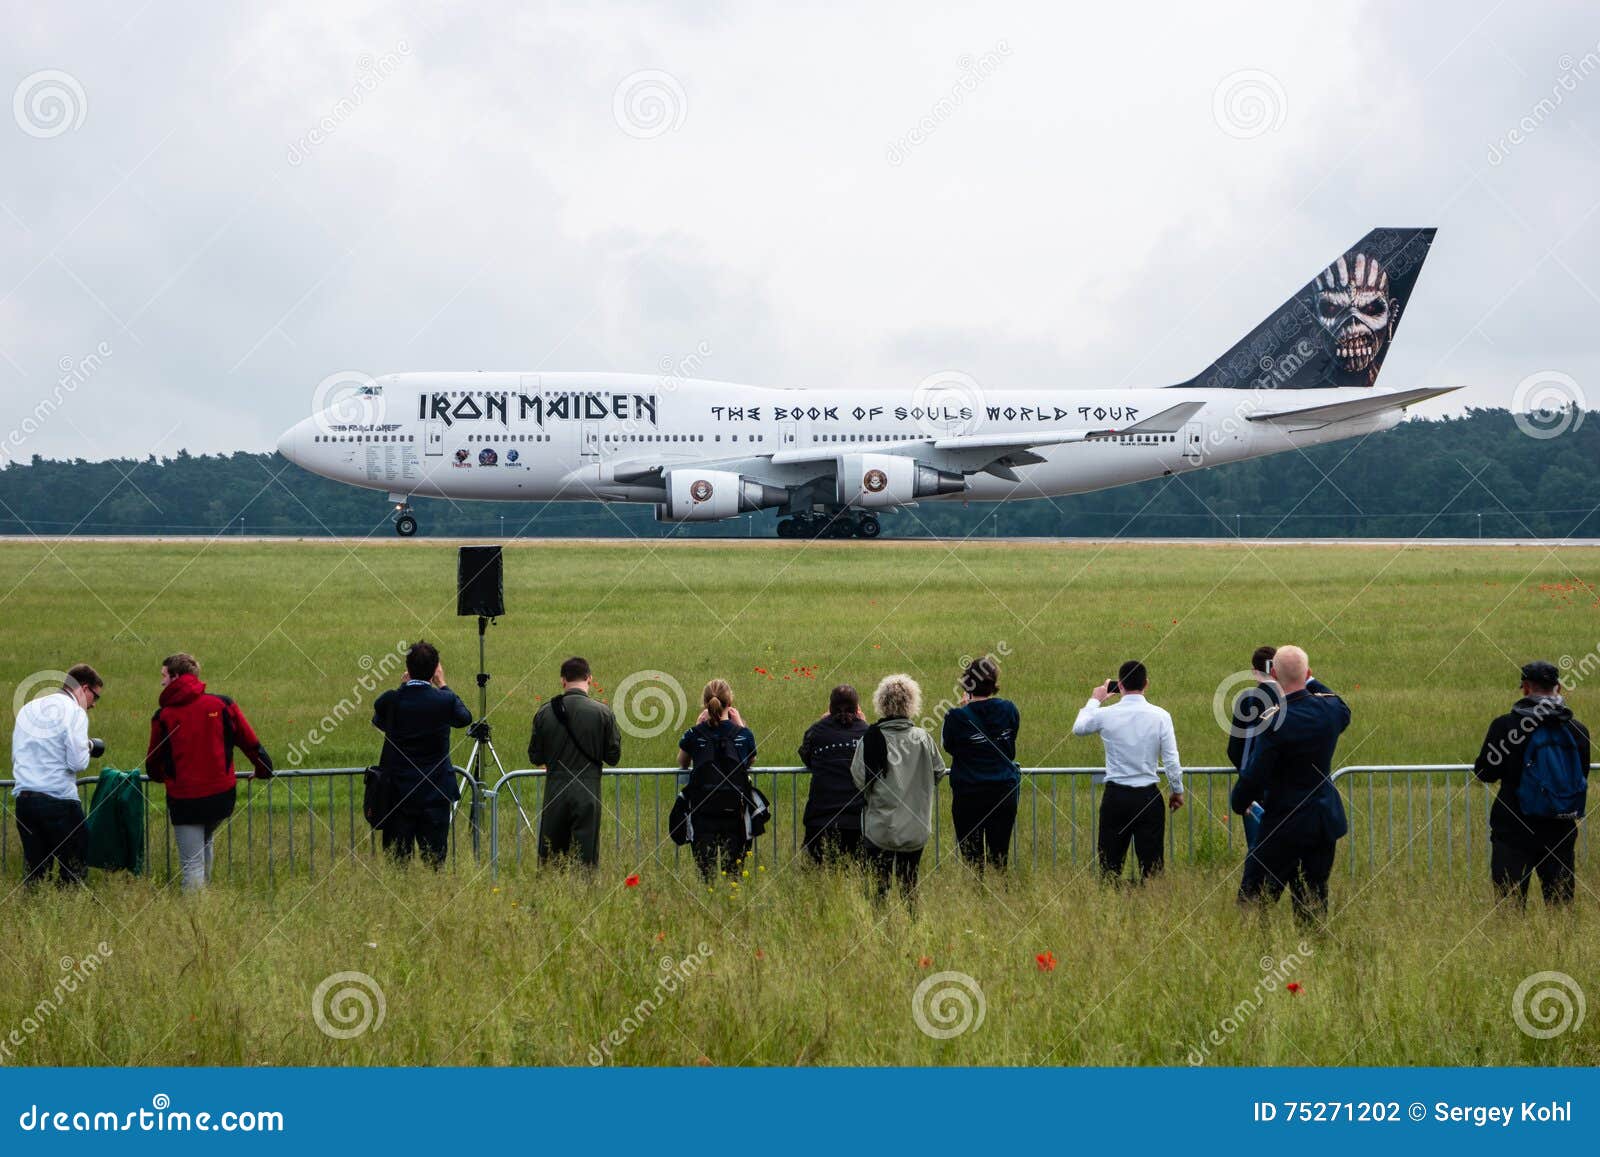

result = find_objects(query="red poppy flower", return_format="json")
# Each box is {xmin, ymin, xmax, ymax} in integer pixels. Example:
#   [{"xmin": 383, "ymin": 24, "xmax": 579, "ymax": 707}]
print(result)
[
  {"xmin": 654, "ymin": 930, "xmax": 666, "ymax": 942},
  {"xmin": 1286, "ymin": 981, "xmax": 1302, "ymax": 995},
  {"xmin": 1035, "ymin": 951, "xmax": 1057, "ymax": 972},
  {"xmin": 754, "ymin": 949, "xmax": 765, "ymax": 960},
  {"xmin": 917, "ymin": 955, "xmax": 933, "ymax": 969},
  {"xmin": 624, "ymin": 874, "xmax": 640, "ymax": 887}
]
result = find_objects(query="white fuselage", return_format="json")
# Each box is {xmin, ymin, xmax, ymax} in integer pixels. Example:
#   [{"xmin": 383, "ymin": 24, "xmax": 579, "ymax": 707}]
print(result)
[{"xmin": 275, "ymin": 372, "xmax": 1404, "ymax": 510}]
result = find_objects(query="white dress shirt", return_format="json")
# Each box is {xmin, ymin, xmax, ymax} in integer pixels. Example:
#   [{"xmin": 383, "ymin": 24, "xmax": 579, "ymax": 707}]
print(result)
[
  {"xmin": 1072, "ymin": 692, "xmax": 1183, "ymax": 793},
  {"xmin": 11, "ymin": 691, "xmax": 90, "ymax": 800}
]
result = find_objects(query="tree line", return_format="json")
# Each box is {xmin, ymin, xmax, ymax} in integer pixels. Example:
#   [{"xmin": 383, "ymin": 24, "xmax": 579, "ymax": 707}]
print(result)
[{"xmin": 0, "ymin": 408, "xmax": 1592, "ymax": 539}]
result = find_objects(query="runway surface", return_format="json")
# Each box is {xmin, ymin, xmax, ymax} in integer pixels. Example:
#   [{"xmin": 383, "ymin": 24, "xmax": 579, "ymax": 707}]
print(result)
[{"xmin": 2, "ymin": 536, "xmax": 1598, "ymax": 548}]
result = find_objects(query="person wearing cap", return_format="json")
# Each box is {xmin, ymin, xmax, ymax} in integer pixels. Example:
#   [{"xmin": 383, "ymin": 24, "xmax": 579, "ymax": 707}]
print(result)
[
  {"xmin": 11, "ymin": 664, "xmax": 106, "ymax": 886},
  {"xmin": 1230, "ymin": 645, "xmax": 1349, "ymax": 925},
  {"xmin": 1473, "ymin": 660, "xmax": 1591, "ymax": 907}
]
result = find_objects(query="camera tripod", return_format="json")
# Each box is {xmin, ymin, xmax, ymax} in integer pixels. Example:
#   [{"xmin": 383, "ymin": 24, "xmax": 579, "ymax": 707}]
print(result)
[{"xmin": 460, "ymin": 615, "xmax": 535, "ymax": 843}]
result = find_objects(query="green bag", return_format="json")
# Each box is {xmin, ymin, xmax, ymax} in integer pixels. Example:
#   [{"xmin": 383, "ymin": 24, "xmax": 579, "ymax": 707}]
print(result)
[{"xmin": 85, "ymin": 768, "xmax": 147, "ymax": 875}]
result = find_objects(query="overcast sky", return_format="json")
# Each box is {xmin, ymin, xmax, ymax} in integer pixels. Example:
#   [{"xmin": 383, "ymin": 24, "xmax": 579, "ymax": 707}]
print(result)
[{"xmin": 2, "ymin": 1, "xmax": 1597, "ymax": 463}]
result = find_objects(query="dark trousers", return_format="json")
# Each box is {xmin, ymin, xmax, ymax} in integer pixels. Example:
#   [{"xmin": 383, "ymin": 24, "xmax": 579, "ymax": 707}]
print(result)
[
  {"xmin": 1492, "ymin": 827, "xmax": 1577, "ymax": 907},
  {"xmin": 803, "ymin": 824, "xmax": 863, "ymax": 866},
  {"xmin": 381, "ymin": 800, "xmax": 451, "ymax": 868},
  {"xmin": 863, "ymin": 840, "xmax": 922, "ymax": 900},
  {"xmin": 16, "ymin": 793, "xmax": 88, "ymax": 886},
  {"xmin": 1098, "ymin": 782, "xmax": 1165, "ymax": 882},
  {"xmin": 951, "ymin": 781, "xmax": 1018, "ymax": 869},
  {"xmin": 539, "ymin": 776, "xmax": 602, "ymax": 867},
  {"xmin": 1239, "ymin": 837, "xmax": 1337, "ymax": 925},
  {"xmin": 691, "ymin": 814, "xmax": 750, "ymax": 882}
]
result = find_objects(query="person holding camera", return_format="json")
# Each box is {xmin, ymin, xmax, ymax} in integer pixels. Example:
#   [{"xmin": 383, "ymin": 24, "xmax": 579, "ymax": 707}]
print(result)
[
  {"xmin": 852, "ymin": 674, "xmax": 945, "ymax": 901},
  {"xmin": 799, "ymin": 684, "xmax": 869, "ymax": 864},
  {"xmin": 1230, "ymin": 645, "xmax": 1349, "ymax": 925},
  {"xmin": 147, "ymin": 653, "xmax": 274, "ymax": 890},
  {"xmin": 371, "ymin": 641, "xmax": 472, "ymax": 867},
  {"xmin": 11, "ymin": 664, "xmax": 105, "ymax": 886},
  {"xmin": 529, "ymin": 656, "xmax": 622, "ymax": 868},
  {"xmin": 941, "ymin": 655, "xmax": 1021, "ymax": 870},
  {"xmin": 1073, "ymin": 660, "xmax": 1184, "ymax": 884},
  {"xmin": 677, "ymin": 679, "xmax": 760, "ymax": 881},
  {"xmin": 1473, "ymin": 660, "xmax": 1591, "ymax": 908}
]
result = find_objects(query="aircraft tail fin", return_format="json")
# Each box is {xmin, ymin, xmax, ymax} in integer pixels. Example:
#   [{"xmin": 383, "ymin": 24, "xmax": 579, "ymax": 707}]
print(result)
[{"xmin": 1173, "ymin": 227, "xmax": 1436, "ymax": 390}]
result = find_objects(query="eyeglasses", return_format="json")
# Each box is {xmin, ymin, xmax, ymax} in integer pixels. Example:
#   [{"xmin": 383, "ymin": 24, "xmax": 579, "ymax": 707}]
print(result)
[{"xmin": 87, "ymin": 687, "xmax": 101, "ymax": 707}]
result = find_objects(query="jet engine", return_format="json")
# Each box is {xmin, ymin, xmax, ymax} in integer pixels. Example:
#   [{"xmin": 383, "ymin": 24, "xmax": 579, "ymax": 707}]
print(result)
[
  {"xmin": 655, "ymin": 469, "xmax": 788, "ymax": 522},
  {"xmin": 835, "ymin": 454, "xmax": 965, "ymax": 508}
]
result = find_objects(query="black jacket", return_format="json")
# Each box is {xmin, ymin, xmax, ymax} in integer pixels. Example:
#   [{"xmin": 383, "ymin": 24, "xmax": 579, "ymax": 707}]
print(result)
[
  {"xmin": 1473, "ymin": 696, "xmax": 1591, "ymax": 839},
  {"xmin": 800, "ymin": 715, "xmax": 868, "ymax": 831},
  {"xmin": 1226, "ymin": 680, "xmax": 1286, "ymax": 770},
  {"xmin": 372, "ymin": 681, "xmax": 472, "ymax": 803},
  {"xmin": 941, "ymin": 697, "xmax": 1021, "ymax": 789},
  {"xmin": 1230, "ymin": 681, "xmax": 1350, "ymax": 845}
]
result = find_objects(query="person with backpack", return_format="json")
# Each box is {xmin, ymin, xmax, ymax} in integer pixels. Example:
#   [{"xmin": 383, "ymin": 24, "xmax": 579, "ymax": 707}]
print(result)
[
  {"xmin": 676, "ymin": 679, "xmax": 760, "ymax": 881},
  {"xmin": 799, "ymin": 684, "xmax": 869, "ymax": 864},
  {"xmin": 940, "ymin": 655, "xmax": 1021, "ymax": 870},
  {"xmin": 851, "ymin": 674, "xmax": 945, "ymax": 900},
  {"xmin": 528, "ymin": 656, "xmax": 623, "ymax": 868},
  {"xmin": 146, "ymin": 653, "xmax": 274, "ymax": 890},
  {"xmin": 1473, "ymin": 660, "xmax": 1591, "ymax": 908},
  {"xmin": 370, "ymin": 640, "xmax": 472, "ymax": 867}
]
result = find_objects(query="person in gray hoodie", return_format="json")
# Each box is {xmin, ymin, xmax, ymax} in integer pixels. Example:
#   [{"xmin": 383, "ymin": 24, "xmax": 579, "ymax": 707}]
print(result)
[{"xmin": 851, "ymin": 674, "xmax": 946, "ymax": 901}]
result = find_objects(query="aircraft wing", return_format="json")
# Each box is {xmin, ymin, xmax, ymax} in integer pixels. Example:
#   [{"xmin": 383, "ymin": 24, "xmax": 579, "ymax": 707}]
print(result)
[
  {"xmin": 767, "ymin": 400, "xmax": 1207, "ymax": 477},
  {"xmin": 1246, "ymin": 387, "xmax": 1459, "ymax": 428}
]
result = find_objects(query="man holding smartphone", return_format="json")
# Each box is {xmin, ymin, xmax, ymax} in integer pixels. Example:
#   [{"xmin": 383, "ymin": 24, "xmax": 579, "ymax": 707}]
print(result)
[{"xmin": 1073, "ymin": 659, "xmax": 1184, "ymax": 884}]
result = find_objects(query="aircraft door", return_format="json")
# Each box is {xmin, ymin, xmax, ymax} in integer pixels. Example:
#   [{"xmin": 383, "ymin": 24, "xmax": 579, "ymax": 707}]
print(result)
[
  {"xmin": 1182, "ymin": 421, "xmax": 1204, "ymax": 463},
  {"xmin": 424, "ymin": 419, "xmax": 444, "ymax": 456},
  {"xmin": 581, "ymin": 421, "xmax": 600, "ymax": 459}
]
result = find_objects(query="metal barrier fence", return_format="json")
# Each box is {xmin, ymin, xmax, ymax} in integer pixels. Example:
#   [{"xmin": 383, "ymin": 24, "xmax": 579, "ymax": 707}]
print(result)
[
  {"xmin": 2, "ymin": 764, "xmax": 1592, "ymax": 882},
  {"xmin": 0, "ymin": 767, "xmax": 480, "ymax": 883}
]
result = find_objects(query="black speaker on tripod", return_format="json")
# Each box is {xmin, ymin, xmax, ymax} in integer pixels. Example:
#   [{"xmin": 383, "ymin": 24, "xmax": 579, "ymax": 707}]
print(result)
[
  {"xmin": 457, "ymin": 545, "xmax": 504, "ymax": 618},
  {"xmin": 457, "ymin": 545, "xmax": 509, "ymax": 792}
]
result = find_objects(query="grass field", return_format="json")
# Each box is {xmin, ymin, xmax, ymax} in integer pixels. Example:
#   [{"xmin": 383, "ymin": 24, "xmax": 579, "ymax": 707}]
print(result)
[{"xmin": 0, "ymin": 538, "xmax": 1597, "ymax": 1066}]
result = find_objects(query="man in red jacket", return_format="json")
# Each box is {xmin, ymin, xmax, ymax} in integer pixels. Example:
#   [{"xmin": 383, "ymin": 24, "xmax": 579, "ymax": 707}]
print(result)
[{"xmin": 146, "ymin": 652, "xmax": 273, "ymax": 890}]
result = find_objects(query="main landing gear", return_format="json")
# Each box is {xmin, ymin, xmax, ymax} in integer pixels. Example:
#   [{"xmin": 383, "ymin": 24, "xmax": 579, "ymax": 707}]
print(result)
[
  {"xmin": 393, "ymin": 502, "xmax": 418, "ymax": 537},
  {"xmin": 776, "ymin": 509, "xmax": 881, "ymax": 539}
]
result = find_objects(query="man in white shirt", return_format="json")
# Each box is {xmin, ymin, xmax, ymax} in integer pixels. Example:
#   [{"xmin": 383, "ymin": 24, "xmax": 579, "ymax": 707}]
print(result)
[
  {"xmin": 11, "ymin": 664, "xmax": 104, "ymax": 885},
  {"xmin": 1073, "ymin": 660, "xmax": 1184, "ymax": 883}
]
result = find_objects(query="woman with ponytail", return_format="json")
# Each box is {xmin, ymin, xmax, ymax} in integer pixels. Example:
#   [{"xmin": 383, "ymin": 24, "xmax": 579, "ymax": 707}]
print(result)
[
  {"xmin": 799, "ymin": 684, "xmax": 869, "ymax": 864},
  {"xmin": 676, "ymin": 679, "xmax": 760, "ymax": 880}
]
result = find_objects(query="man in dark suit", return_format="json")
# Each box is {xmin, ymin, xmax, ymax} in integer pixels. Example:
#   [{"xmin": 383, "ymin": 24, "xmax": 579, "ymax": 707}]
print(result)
[
  {"xmin": 1226, "ymin": 645, "xmax": 1279, "ymax": 895},
  {"xmin": 1231, "ymin": 644, "xmax": 1350, "ymax": 926},
  {"xmin": 371, "ymin": 640, "xmax": 472, "ymax": 866}
]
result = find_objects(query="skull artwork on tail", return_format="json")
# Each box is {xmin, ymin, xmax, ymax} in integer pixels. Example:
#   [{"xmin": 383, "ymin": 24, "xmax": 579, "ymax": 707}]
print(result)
[{"xmin": 1313, "ymin": 252, "xmax": 1395, "ymax": 383}]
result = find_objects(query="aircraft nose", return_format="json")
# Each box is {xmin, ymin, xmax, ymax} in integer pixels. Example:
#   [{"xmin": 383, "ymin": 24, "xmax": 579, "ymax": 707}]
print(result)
[{"xmin": 277, "ymin": 417, "xmax": 307, "ymax": 463}]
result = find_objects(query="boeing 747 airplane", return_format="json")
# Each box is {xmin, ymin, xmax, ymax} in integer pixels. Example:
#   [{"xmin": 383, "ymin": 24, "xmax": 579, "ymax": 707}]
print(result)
[{"xmin": 277, "ymin": 228, "xmax": 1454, "ymax": 538}]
